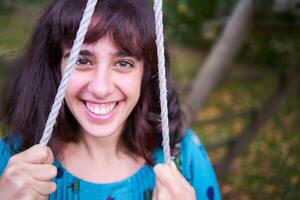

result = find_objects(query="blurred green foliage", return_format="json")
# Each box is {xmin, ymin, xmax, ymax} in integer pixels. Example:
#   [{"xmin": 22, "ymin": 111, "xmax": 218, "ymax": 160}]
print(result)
[
  {"xmin": 164, "ymin": 0, "xmax": 217, "ymax": 47},
  {"xmin": 164, "ymin": 0, "xmax": 299, "ymax": 199},
  {"xmin": 164, "ymin": 0, "xmax": 300, "ymax": 72}
]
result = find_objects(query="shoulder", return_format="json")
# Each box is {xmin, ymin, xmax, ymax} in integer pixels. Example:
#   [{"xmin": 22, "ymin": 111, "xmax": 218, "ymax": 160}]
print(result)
[
  {"xmin": 0, "ymin": 136, "xmax": 12, "ymax": 176},
  {"xmin": 0, "ymin": 134, "xmax": 21, "ymax": 176},
  {"xmin": 179, "ymin": 129, "xmax": 221, "ymax": 200}
]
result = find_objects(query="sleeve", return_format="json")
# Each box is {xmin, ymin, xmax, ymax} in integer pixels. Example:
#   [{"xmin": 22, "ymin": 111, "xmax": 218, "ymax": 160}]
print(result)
[
  {"xmin": 0, "ymin": 137, "xmax": 11, "ymax": 176},
  {"xmin": 180, "ymin": 130, "xmax": 221, "ymax": 200}
]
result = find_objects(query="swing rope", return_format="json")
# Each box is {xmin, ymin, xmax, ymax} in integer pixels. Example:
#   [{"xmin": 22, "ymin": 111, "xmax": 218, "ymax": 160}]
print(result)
[
  {"xmin": 39, "ymin": 0, "xmax": 171, "ymax": 165},
  {"xmin": 153, "ymin": 0, "xmax": 171, "ymax": 164}
]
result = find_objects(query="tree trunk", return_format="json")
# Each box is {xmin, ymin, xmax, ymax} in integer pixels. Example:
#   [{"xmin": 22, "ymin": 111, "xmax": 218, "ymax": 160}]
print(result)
[
  {"xmin": 183, "ymin": 0, "xmax": 254, "ymax": 126},
  {"xmin": 215, "ymin": 70, "xmax": 300, "ymax": 177}
]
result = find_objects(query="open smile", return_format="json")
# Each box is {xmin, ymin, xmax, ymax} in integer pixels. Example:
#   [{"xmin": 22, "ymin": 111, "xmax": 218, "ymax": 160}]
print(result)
[
  {"xmin": 85, "ymin": 101, "xmax": 117, "ymax": 115},
  {"xmin": 83, "ymin": 100, "xmax": 120, "ymax": 122}
]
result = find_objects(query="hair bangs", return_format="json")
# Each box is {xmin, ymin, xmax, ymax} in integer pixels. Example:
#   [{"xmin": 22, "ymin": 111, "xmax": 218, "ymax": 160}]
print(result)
[
  {"xmin": 48, "ymin": 0, "xmax": 87, "ymax": 48},
  {"xmin": 52, "ymin": 0, "xmax": 152, "ymax": 60},
  {"xmin": 86, "ymin": 15, "xmax": 144, "ymax": 60}
]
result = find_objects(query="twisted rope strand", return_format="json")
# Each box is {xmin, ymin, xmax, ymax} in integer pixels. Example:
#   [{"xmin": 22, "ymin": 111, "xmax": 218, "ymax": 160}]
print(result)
[
  {"xmin": 40, "ymin": 0, "xmax": 98, "ymax": 145},
  {"xmin": 153, "ymin": 0, "xmax": 171, "ymax": 165}
]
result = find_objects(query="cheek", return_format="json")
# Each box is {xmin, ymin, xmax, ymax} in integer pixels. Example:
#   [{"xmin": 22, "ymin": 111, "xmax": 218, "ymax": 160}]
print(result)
[
  {"xmin": 117, "ymin": 71, "xmax": 143, "ymax": 100},
  {"xmin": 65, "ymin": 72, "xmax": 90, "ymax": 99}
]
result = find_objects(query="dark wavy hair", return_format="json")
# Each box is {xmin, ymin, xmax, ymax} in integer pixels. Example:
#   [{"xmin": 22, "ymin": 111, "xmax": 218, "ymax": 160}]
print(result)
[{"xmin": 0, "ymin": 0, "xmax": 184, "ymax": 165}]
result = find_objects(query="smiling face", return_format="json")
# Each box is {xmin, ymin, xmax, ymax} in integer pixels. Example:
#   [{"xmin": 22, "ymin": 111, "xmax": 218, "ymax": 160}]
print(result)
[{"xmin": 61, "ymin": 35, "xmax": 144, "ymax": 140}]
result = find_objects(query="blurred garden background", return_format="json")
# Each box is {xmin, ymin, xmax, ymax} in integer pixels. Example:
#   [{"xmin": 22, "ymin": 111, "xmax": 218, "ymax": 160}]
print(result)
[{"xmin": 0, "ymin": 0, "xmax": 299, "ymax": 199}]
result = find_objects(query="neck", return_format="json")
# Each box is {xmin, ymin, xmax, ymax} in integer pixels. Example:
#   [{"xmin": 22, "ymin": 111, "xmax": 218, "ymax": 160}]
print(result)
[
  {"xmin": 79, "ymin": 130, "xmax": 124, "ymax": 161},
  {"xmin": 58, "ymin": 129, "xmax": 147, "ymax": 183},
  {"xmin": 60, "ymin": 128, "xmax": 129, "ymax": 166},
  {"xmin": 80, "ymin": 126, "xmax": 129, "ymax": 161}
]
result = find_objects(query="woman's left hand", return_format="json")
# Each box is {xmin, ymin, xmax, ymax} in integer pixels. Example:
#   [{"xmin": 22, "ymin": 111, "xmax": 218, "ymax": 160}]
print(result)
[{"xmin": 152, "ymin": 161, "xmax": 196, "ymax": 200}]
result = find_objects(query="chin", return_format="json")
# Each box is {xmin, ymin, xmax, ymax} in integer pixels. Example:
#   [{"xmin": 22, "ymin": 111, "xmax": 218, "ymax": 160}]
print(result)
[
  {"xmin": 86, "ymin": 130, "xmax": 117, "ymax": 138},
  {"xmin": 80, "ymin": 121, "xmax": 124, "ymax": 140}
]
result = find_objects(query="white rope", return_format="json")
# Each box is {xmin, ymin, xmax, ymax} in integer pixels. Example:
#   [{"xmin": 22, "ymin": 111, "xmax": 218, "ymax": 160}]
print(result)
[
  {"xmin": 153, "ymin": 0, "xmax": 171, "ymax": 165},
  {"xmin": 40, "ymin": 0, "xmax": 171, "ymax": 166},
  {"xmin": 40, "ymin": 0, "xmax": 98, "ymax": 145}
]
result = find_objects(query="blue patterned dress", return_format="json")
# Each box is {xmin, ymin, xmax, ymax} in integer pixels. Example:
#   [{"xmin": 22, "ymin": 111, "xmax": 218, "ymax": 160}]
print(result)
[{"xmin": 0, "ymin": 130, "xmax": 221, "ymax": 200}]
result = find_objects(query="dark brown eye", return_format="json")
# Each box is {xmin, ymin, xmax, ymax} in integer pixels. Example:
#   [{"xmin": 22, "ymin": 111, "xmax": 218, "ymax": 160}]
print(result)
[
  {"xmin": 117, "ymin": 60, "xmax": 134, "ymax": 68},
  {"xmin": 76, "ymin": 57, "xmax": 91, "ymax": 65}
]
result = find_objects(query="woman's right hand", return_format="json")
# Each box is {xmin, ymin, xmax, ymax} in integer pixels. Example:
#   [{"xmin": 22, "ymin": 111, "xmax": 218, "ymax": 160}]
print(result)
[{"xmin": 0, "ymin": 144, "xmax": 57, "ymax": 200}]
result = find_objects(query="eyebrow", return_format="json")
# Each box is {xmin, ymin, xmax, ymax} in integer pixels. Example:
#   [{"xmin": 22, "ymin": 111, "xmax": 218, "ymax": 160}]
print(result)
[
  {"xmin": 112, "ymin": 50, "xmax": 134, "ymax": 57},
  {"xmin": 118, "ymin": 50, "xmax": 144, "ymax": 60},
  {"xmin": 63, "ymin": 50, "xmax": 93, "ymax": 59},
  {"xmin": 63, "ymin": 49, "xmax": 142, "ymax": 60}
]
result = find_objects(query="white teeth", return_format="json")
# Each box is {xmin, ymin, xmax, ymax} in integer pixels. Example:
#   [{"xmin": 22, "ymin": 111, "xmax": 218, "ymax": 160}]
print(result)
[{"xmin": 85, "ymin": 102, "xmax": 117, "ymax": 115}]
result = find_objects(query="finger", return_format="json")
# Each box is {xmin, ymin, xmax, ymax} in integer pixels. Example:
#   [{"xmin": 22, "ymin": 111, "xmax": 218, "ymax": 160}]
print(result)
[
  {"xmin": 154, "ymin": 164, "xmax": 183, "ymax": 200},
  {"xmin": 31, "ymin": 179, "xmax": 57, "ymax": 196},
  {"xmin": 154, "ymin": 163, "xmax": 196, "ymax": 199},
  {"xmin": 3, "ymin": 170, "xmax": 54, "ymax": 199},
  {"xmin": 152, "ymin": 180, "xmax": 158, "ymax": 200},
  {"xmin": 170, "ymin": 161, "xmax": 194, "ymax": 193},
  {"xmin": 157, "ymin": 184, "xmax": 172, "ymax": 200},
  {"xmin": 153, "ymin": 177, "xmax": 172, "ymax": 200},
  {"xmin": 153, "ymin": 175, "xmax": 165, "ymax": 200},
  {"xmin": 24, "ymin": 163, "xmax": 57, "ymax": 181},
  {"xmin": 22, "ymin": 192, "xmax": 48, "ymax": 200},
  {"xmin": 12, "ymin": 144, "xmax": 54, "ymax": 164},
  {"xmin": 154, "ymin": 164, "xmax": 180, "ymax": 189},
  {"xmin": 28, "ymin": 189, "xmax": 49, "ymax": 200},
  {"xmin": 152, "ymin": 191, "xmax": 158, "ymax": 200},
  {"xmin": 154, "ymin": 177, "xmax": 164, "ymax": 193}
]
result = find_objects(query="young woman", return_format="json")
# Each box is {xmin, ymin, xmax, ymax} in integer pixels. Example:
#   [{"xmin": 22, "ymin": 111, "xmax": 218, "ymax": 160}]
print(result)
[{"xmin": 0, "ymin": 0, "xmax": 221, "ymax": 199}]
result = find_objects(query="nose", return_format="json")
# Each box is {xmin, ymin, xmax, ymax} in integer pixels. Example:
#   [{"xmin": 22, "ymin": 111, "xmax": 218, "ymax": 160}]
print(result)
[{"xmin": 88, "ymin": 68, "xmax": 114, "ymax": 99}]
